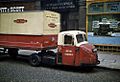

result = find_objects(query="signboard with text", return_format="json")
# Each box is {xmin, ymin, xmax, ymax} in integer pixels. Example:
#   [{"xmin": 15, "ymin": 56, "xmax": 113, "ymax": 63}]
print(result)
[
  {"xmin": 0, "ymin": 0, "xmax": 35, "ymax": 2},
  {"xmin": 88, "ymin": 1, "xmax": 120, "ymax": 13},
  {"xmin": 41, "ymin": 0, "xmax": 78, "ymax": 12},
  {"xmin": 0, "ymin": 6, "xmax": 24, "ymax": 13}
]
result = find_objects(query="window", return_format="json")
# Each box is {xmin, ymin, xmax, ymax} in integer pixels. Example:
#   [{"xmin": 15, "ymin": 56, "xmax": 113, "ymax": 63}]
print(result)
[
  {"xmin": 76, "ymin": 34, "xmax": 83, "ymax": 43},
  {"xmin": 64, "ymin": 35, "xmax": 74, "ymax": 45},
  {"xmin": 88, "ymin": 3, "xmax": 104, "ymax": 13}
]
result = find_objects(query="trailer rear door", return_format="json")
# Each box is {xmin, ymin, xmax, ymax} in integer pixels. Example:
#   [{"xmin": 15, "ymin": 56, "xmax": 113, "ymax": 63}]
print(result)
[{"xmin": 43, "ymin": 11, "xmax": 60, "ymax": 35}]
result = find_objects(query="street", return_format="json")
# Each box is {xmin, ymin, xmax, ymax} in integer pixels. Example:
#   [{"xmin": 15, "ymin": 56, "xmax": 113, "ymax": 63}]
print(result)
[
  {"xmin": 0, "ymin": 0, "xmax": 120, "ymax": 82},
  {"xmin": 0, "ymin": 55, "xmax": 120, "ymax": 82}
]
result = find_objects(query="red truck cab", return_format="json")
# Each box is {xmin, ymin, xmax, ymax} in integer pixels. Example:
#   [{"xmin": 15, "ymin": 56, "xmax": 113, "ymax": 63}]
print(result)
[{"xmin": 57, "ymin": 30, "xmax": 99, "ymax": 66}]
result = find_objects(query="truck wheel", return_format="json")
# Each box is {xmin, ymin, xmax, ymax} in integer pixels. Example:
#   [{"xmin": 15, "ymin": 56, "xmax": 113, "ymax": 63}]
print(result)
[
  {"xmin": 29, "ymin": 53, "xmax": 41, "ymax": 67},
  {"xmin": 8, "ymin": 48, "xmax": 18, "ymax": 59}
]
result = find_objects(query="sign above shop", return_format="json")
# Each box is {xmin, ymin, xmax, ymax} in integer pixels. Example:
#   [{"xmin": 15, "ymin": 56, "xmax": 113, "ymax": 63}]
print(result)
[
  {"xmin": 0, "ymin": 0, "xmax": 35, "ymax": 2},
  {"xmin": 0, "ymin": 6, "xmax": 24, "ymax": 13},
  {"xmin": 88, "ymin": 1, "xmax": 120, "ymax": 13},
  {"xmin": 41, "ymin": 0, "xmax": 78, "ymax": 12}
]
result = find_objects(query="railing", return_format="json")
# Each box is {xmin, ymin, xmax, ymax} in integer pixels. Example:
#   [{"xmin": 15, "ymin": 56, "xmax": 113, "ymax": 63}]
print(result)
[{"xmin": 95, "ymin": 44, "xmax": 120, "ymax": 52}]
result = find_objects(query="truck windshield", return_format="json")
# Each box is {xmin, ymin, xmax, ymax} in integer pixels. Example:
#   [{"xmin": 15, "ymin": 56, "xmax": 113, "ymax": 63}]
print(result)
[{"xmin": 76, "ymin": 34, "xmax": 87, "ymax": 43}]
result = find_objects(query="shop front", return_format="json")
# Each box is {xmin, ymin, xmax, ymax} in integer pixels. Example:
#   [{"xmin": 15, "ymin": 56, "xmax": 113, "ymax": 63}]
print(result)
[{"xmin": 86, "ymin": 0, "xmax": 120, "ymax": 52}]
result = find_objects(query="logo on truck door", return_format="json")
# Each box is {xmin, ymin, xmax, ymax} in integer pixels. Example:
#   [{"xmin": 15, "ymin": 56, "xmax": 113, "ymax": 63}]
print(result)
[
  {"xmin": 14, "ymin": 19, "xmax": 27, "ymax": 24},
  {"xmin": 64, "ymin": 50, "xmax": 73, "ymax": 56}
]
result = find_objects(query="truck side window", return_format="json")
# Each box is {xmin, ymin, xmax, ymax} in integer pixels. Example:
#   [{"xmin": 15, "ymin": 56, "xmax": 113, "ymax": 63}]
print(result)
[
  {"xmin": 76, "ymin": 34, "xmax": 83, "ymax": 43},
  {"xmin": 84, "ymin": 34, "xmax": 87, "ymax": 41},
  {"xmin": 64, "ymin": 35, "xmax": 74, "ymax": 45}
]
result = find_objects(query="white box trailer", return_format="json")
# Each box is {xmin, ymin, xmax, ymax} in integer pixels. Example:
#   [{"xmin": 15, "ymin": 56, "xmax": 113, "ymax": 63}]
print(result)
[
  {"xmin": 0, "ymin": 11, "xmax": 60, "ymax": 50},
  {"xmin": 0, "ymin": 11, "xmax": 60, "ymax": 35}
]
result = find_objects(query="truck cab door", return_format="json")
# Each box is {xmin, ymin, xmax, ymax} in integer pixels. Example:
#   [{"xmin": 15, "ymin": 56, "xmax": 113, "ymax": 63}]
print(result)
[{"xmin": 60, "ymin": 35, "xmax": 76, "ymax": 65}]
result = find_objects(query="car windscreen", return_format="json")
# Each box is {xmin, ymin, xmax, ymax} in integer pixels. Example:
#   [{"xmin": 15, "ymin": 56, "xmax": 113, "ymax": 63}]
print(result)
[{"xmin": 76, "ymin": 34, "xmax": 87, "ymax": 43}]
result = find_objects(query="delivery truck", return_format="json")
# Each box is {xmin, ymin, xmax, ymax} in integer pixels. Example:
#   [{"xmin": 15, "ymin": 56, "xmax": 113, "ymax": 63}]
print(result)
[{"xmin": 0, "ymin": 11, "xmax": 99, "ymax": 67}]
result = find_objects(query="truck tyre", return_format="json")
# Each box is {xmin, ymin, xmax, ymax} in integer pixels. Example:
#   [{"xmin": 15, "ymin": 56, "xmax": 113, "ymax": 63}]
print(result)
[
  {"xmin": 8, "ymin": 48, "xmax": 18, "ymax": 59},
  {"xmin": 29, "ymin": 53, "xmax": 41, "ymax": 67}
]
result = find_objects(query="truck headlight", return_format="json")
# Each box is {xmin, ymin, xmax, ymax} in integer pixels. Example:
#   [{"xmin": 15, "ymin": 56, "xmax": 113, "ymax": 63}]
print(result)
[{"xmin": 92, "ymin": 48, "xmax": 97, "ymax": 53}]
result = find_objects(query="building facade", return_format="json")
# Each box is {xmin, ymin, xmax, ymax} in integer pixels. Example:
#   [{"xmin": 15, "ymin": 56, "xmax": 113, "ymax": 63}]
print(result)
[
  {"xmin": 41, "ymin": 0, "xmax": 86, "ymax": 31},
  {"xmin": 0, "ymin": 0, "xmax": 86, "ymax": 31}
]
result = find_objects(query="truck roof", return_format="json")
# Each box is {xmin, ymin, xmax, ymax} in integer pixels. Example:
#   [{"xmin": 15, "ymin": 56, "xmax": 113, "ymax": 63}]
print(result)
[{"xmin": 59, "ymin": 30, "xmax": 86, "ymax": 35}]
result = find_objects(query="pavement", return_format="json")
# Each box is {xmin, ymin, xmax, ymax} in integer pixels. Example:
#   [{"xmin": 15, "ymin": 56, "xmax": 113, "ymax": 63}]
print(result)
[{"xmin": 97, "ymin": 51, "xmax": 120, "ymax": 70}]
